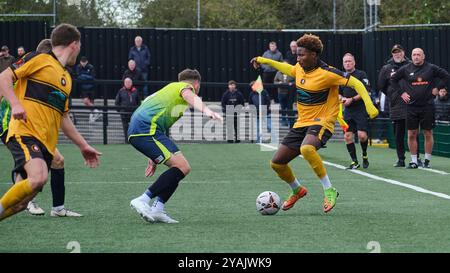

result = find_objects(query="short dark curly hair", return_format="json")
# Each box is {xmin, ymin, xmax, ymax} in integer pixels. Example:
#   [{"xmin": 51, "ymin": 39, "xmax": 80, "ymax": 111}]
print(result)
[{"xmin": 297, "ymin": 34, "xmax": 323, "ymax": 55}]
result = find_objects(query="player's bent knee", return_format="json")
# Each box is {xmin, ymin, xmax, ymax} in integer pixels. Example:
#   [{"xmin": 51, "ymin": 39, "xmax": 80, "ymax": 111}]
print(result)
[
  {"xmin": 28, "ymin": 175, "xmax": 48, "ymax": 191},
  {"xmin": 300, "ymin": 144, "xmax": 316, "ymax": 156},
  {"xmin": 270, "ymin": 161, "xmax": 285, "ymax": 172}
]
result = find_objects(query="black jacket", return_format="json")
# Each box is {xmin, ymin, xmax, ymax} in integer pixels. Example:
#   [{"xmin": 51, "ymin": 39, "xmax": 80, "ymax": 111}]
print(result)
[
  {"xmin": 115, "ymin": 86, "xmax": 140, "ymax": 111},
  {"xmin": 435, "ymin": 95, "xmax": 450, "ymax": 122},
  {"xmin": 249, "ymin": 89, "xmax": 271, "ymax": 115},
  {"xmin": 377, "ymin": 58, "xmax": 410, "ymax": 120},
  {"xmin": 221, "ymin": 89, "xmax": 244, "ymax": 113},
  {"xmin": 339, "ymin": 69, "xmax": 371, "ymax": 113},
  {"xmin": 391, "ymin": 61, "xmax": 449, "ymax": 107},
  {"xmin": 122, "ymin": 68, "xmax": 143, "ymax": 82}
]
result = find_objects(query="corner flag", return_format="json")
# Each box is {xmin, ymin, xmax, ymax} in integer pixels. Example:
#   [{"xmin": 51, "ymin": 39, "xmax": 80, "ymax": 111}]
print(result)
[{"xmin": 251, "ymin": 75, "xmax": 264, "ymax": 93}]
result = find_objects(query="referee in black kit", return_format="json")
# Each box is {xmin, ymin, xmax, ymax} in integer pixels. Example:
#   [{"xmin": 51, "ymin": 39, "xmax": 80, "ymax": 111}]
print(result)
[
  {"xmin": 339, "ymin": 53, "xmax": 372, "ymax": 169},
  {"xmin": 391, "ymin": 48, "xmax": 449, "ymax": 169}
]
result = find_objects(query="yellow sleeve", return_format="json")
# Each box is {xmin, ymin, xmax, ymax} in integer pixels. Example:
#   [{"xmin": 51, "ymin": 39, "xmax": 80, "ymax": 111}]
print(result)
[
  {"xmin": 347, "ymin": 76, "xmax": 379, "ymax": 119},
  {"xmin": 9, "ymin": 54, "xmax": 47, "ymax": 81},
  {"xmin": 256, "ymin": 57, "xmax": 295, "ymax": 77}
]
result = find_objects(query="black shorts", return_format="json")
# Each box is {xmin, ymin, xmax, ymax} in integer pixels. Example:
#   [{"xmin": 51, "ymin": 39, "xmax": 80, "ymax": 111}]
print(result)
[
  {"xmin": 344, "ymin": 110, "xmax": 369, "ymax": 133},
  {"xmin": 6, "ymin": 135, "xmax": 53, "ymax": 182},
  {"xmin": 406, "ymin": 104, "xmax": 435, "ymax": 130},
  {"xmin": 281, "ymin": 125, "xmax": 333, "ymax": 151}
]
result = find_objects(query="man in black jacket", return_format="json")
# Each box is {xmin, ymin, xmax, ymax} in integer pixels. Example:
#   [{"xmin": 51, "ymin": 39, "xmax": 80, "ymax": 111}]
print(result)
[
  {"xmin": 378, "ymin": 44, "xmax": 410, "ymax": 167},
  {"xmin": 391, "ymin": 48, "xmax": 449, "ymax": 169},
  {"xmin": 115, "ymin": 77, "xmax": 140, "ymax": 143},
  {"xmin": 221, "ymin": 80, "xmax": 245, "ymax": 143}
]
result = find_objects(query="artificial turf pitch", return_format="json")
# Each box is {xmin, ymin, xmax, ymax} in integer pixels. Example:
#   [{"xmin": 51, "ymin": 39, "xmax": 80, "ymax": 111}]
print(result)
[{"xmin": 1, "ymin": 142, "xmax": 449, "ymax": 253}]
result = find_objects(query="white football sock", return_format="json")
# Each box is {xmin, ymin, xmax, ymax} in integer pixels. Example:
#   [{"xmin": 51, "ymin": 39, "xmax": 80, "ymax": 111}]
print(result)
[
  {"xmin": 425, "ymin": 153, "xmax": 431, "ymax": 160},
  {"xmin": 320, "ymin": 175, "xmax": 332, "ymax": 190},
  {"xmin": 411, "ymin": 154, "xmax": 418, "ymax": 164},
  {"xmin": 289, "ymin": 179, "xmax": 301, "ymax": 191},
  {"xmin": 52, "ymin": 205, "xmax": 64, "ymax": 211},
  {"xmin": 138, "ymin": 193, "xmax": 151, "ymax": 204}
]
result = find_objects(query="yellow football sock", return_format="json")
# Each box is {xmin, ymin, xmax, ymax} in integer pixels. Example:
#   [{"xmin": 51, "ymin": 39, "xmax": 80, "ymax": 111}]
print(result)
[
  {"xmin": 301, "ymin": 145, "xmax": 327, "ymax": 179},
  {"xmin": 0, "ymin": 179, "xmax": 34, "ymax": 211},
  {"xmin": 270, "ymin": 161, "xmax": 296, "ymax": 183},
  {"xmin": 0, "ymin": 207, "xmax": 16, "ymax": 221}
]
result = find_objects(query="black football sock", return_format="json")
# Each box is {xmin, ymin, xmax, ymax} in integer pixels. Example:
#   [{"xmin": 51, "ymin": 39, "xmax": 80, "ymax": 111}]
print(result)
[
  {"xmin": 50, "ymin": 168, "xmax": 65, "ymax": 208},
  {"xmin": 148, "ymin": 167, "xmax": 185, "ymax": 202},
  {"xmin": 361, "ymin": 140, "xmax": 368, "ymax": 157},
  {"xmin": 346, "ymin": 143, "xmax": 358, "ymax": 163}
]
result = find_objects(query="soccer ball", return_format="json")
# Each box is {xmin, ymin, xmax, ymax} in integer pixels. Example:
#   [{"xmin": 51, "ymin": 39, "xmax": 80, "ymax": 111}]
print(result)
[{"xmin": 256, "ymin": 191, "xmax": 281, "ymax": 215}]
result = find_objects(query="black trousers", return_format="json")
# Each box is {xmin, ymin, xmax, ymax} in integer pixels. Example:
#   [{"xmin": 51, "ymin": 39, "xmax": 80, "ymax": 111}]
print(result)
[
  {"xmin": 120, "ymin": 114, "xmax": 131, "ymax": 143},
  {"xmin": 393, "ymin": 119, "xmax": 406, "ymax": 161},
  {"xmin": 263, "ymin": 71, "xmax": 277, "ymax": 102}
]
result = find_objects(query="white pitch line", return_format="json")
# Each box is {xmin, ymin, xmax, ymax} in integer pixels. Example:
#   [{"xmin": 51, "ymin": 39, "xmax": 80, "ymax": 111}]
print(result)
[
  {"xmin": 417, "ymin": 167, "xmax": 449, "ymax": 175},
  {"xmin": 259, "ymin": 143, "xmax": 450, "ymax": 201}
]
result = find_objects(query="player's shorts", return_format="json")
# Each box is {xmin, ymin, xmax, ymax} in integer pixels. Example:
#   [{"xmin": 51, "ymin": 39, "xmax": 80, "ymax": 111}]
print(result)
[
  {"xmin": 6, "ymin": 135, "xmax": 53, "ymax": 182},
  {"xmin": 129, "ymin": 130, "xmax": 180, "ymax": 165},
  {"xmin": 344, "ymin": 109, "xmax": 369, "ymax": 133},
  {"xmin": 406, "ymin": 104, "xmax": 435, "ymax": 130},
  {"xmin": 281, "ymin": 125, "xmax": 332, "ymax": 151}
]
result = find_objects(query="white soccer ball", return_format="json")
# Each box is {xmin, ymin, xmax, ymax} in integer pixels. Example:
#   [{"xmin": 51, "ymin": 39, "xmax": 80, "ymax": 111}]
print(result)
[{"xmin": 256, "ymin": 191, "xmax": 281, "ymax": 215}]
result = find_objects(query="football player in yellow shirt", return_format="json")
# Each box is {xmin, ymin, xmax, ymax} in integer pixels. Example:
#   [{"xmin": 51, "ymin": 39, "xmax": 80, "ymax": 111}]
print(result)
[
  {"xmin": 252, "ymin": 34, "xmax": 378, "ymax": 213},
  {"xmin": 0, "ymin": 23, "xmax": 101, "ymax": 221}
]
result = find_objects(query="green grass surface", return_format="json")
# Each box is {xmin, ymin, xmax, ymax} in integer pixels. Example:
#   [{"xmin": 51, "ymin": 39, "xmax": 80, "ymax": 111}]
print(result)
[{"xmin": 1, "ymin": 142, "xmax": 450, "ymax": 253}]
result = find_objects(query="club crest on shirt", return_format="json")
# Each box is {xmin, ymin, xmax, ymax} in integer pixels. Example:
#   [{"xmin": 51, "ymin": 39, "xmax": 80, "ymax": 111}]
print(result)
[
  {"xmin": 31, "ymin": 144, "xmax": 40, "ymax": 153},
  {"xmin": 300, "ymin": 79, "xmax": 305, "ymax": 84},
  {"xmin": 61, "ymin": 77, "xmax": 66, "ymax": 86}
]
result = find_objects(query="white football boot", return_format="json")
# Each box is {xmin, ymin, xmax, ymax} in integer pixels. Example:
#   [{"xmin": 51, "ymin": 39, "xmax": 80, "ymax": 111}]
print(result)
[
  {"xmin": 148, "ymin": 210, "xmax": 179, "ymax": 224},
  {"xmin": 27, "ymin": 200, "xmax": 45, "ymax": 216},
  {"xmin": 51, "ymin": 208, "xmax": 83, "ymax": 217},
  {"xmin": 130, "ymin": 197, "xmax": 155, "ymax": 223}
]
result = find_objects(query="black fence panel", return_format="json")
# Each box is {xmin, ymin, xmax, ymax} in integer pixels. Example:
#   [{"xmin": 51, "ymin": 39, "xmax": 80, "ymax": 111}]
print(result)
[{"xmin": 1, "ymin": 21, "xmax": 449, "ymax": 101}]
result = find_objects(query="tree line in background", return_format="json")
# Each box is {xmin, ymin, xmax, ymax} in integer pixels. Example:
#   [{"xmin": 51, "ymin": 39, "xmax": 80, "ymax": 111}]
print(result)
[{"xmin": 0, "ymin": 0, "xmax": 448, "ymax": 29}]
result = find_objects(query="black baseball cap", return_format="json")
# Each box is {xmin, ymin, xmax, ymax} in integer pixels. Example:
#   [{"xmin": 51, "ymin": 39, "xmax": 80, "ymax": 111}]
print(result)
[{"xmin": 391, "ymin": 44, "xmax": 404, "ymax": 53}]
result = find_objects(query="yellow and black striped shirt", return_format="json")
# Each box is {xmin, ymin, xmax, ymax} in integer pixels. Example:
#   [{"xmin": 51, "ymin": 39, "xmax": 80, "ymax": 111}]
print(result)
[{"xmin": 7, "ymin": 52, "xmax": 71, "ymax": 155}]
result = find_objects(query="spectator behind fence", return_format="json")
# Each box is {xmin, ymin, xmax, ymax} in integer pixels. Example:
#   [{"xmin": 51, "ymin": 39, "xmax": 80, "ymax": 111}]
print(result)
[
  {"xmin": 249, "ymin": 81, "xmax": 271, "ymax": 143},
  {"xmin": 122, "ymin": 59, "xmax": 143, "ymax": 98},
  {"xmin": 76, "ymin": 56, "xmax": 99, "ymax": 123},
  {"xmin": 435, "ymin": 87, "xmax": 450, "ymax": 122},
  {"xmin": 261, "ymin": 41, "xmax": 283, "ymax": 102},
  {"xmin": 390, "ymin": 48, "xmax": 449, "ymax": 169},
  {"xmin": 0, "ymin": 45, "xmax": 15, "ymax": 72},
  {"xmin": 128, "ymin": 36, "xmax": 150, "ymax": 98},
  {"xmin": 17, "ymin": 46, "xmax": 26, "ymax": 59},
  {"xmin": 221, "ymin": 80, "xmax": 244, "ymax": 143},
  {"xmin": 377, "ymin": 44, "xmax": 410, "ymax": 167},
  {"xmin": 274, "ymin": 60, "xmax": 295, "ymax": 127},
  {"xmin": 285, "ymin": 41, "xmax": 298, "ymax": 66},
  {"xmin": 115, "ymin": 77, "xmax": 140, "ymax": 143}
]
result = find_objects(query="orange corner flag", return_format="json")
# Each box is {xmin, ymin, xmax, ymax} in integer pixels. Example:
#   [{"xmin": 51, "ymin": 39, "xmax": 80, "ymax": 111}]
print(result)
[
  {"xmin": 337, "ymin": 103, "xmax": 349, "ymax": 133},
  {"xmin": 251, "ymin": 75, "xmax": 264, "ymax": 93}
]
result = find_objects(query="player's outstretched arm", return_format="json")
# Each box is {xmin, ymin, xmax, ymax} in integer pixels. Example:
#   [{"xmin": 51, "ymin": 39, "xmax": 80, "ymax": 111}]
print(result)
[
  {"xmin": 61, "ymin": 112, "xmax": 102, "ymax": 168},
  {"xmin": 181, "ymin": 89, "xmax": 223, "ymax": 123},
  {"xmin": 346, "ymin": 76, "xmax": 379, "ymax": 119},
  {"xmin": 0, "ymin": 69, "xmax": 27, "ymax": 121},
  {"xmin": 250, "ymin": 57, "xmax": 295, "ymax": 77}
]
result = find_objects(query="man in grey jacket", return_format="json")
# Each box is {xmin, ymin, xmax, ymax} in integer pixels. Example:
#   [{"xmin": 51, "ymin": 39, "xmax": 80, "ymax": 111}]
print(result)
[{"xmin": 261, "ymin": 41, "xmax": 283, "ymax": 102}]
